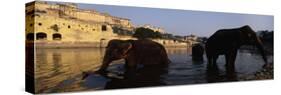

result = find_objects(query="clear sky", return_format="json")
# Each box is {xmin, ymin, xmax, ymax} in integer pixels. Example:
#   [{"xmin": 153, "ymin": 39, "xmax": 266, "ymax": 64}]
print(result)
[{"xmin": 77, "ymin": 3, "xmax": 273, "ymax": 37}]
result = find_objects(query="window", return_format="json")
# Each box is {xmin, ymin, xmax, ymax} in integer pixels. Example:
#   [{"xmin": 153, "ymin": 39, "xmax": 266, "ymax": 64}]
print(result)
[
  {"xmin": 68, "ymin": 25, "xmax": 71, "ymax": 29},
  {"xmin": 29, "ymin": 23, "xmax": 33, "ymax": 27},
  {"xmin": 36, "ymin": 32, "xmax": 47, "ymax": 40},
  {"xmin": 31, "ymin": 14, "xmax": 40, "ymax": 18},
  {"xmin": 102, "ymin": 25, "xmax": 107, "ymax": 31},
  {"xmin": 52, "ymin": 33, "xmax": 62, "ymax": 40},
  {"xmin": 26, "ymin": 33, "xmax": 34, "ymax": 40},
  {"xmin": 38, "ymin": 23, "xmax": 42, "ymax": 26}
]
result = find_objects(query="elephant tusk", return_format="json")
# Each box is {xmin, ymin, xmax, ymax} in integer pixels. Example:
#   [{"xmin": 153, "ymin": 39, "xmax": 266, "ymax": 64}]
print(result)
[{"xmin": 123, "ymin": 44, "xmax": 132, "ymax": 55}]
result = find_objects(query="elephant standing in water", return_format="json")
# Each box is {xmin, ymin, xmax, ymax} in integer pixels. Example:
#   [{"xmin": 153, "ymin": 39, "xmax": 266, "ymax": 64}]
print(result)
[
  {"xmin": 205, "ymin": 25, "xmax": 268, "ymax": 73},
  {"xmin": 192, "ymin": 43, "xmax": 204, "ymax": 61},
  {"xmin": 97, "ymin": 39, "xmax": 170, "ymax": 79}
]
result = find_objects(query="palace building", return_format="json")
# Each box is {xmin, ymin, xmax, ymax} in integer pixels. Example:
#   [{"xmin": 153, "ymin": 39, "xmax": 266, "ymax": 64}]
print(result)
[
  {"xmin": 26, "ymin": 1, "xmax": 188, "ymax": 48},
  {"xmin": 26, "ymin": 1, "xmax": 134, "ymax": 47}
]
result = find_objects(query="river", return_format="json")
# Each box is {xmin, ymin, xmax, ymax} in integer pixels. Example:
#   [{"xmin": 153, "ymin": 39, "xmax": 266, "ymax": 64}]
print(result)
[{"xmin": 32, "ymin": 48, "xmax": 273, "ymax": 93}]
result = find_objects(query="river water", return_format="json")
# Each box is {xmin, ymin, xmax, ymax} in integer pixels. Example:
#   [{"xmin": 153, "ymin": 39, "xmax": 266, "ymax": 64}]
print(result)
[{"xmin": 33, "ymin": 48, "xmax": 273, "ymax": 93}]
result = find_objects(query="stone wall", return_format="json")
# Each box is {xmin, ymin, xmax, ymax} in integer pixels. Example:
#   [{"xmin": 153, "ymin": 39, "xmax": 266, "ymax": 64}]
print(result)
[
  {"xmin": 25, "ymin": 1, "xmax": 188, "ymax": 48},
  {"xmin": 26, "ymin": 1, "xmax": 121, "ymax": 43}
]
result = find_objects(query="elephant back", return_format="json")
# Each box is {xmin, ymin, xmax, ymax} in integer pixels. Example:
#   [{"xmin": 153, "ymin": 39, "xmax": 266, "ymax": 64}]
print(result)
[{"xmin": 132, "ymin": 39, "xmax": 170, "ymax": 65}]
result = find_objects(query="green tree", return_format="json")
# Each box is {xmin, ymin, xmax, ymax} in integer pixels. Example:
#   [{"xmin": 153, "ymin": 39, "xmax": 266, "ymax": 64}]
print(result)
[{"xmin": 133, "ymin": 27, "xmax": 162, "ymax": 39}]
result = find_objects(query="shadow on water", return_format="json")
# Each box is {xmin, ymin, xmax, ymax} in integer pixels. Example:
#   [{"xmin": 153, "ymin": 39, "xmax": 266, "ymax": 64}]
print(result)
[
  {"xmin": 82, "ymin": 64, "xmax": 168, "ymax": 89},
  {"xmin": 206, "ymin": 64, "xmax": 238, "ymax": 83},
  {"xmin": 104, "ymin": 65, "xmax": 168, "ymax": 89},
  {"xmin": 192, "ymin": 60, "xmax": 238, "ymax": 82}
]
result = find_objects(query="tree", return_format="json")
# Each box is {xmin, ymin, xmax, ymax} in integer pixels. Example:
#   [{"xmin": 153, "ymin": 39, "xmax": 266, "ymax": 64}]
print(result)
[
  {"xmin": 112, "ymin": 26, "xmax": 134, "ymax": 36},
  {"xmin": 133, "ymin": 27, "xmax": 162, "ymax": 39}
]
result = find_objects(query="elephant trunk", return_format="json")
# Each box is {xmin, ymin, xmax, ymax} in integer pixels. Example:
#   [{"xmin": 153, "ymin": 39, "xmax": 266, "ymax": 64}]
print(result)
[
  {"xmin": 98, "ymin": 61, "xmax": 109, "ymax": 72},
  {"xmin": 97, "ymin": 54, "xmax": 111, "ymax": 73},
  {"xmin": 256, "ymin": 38, "xmax": 268, "ymax": 64}
]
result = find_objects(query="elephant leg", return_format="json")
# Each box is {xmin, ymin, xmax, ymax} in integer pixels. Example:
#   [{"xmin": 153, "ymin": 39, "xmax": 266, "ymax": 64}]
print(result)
[
  {"xmin": 225, "ymin": 51, "xmax": 238, "ymax": 80},
  {"xmin": 225, "ymin": 51, "xmax": 237, "ymax": 74},
  {"xmin": 206, "ymin": 54, "xmax": 219, "ymax": 81},
  {"xmin": 124, "ymin": 62, "xmax": 137, "ymax": 80},
  {"xmin": 212, "ymin": 55, "xmax": 219, "ymax": 70},
  {"xmin": 207, "ymin": 54, "xmax": 219, "ymax": 71},
  {"xmin": 207, "ymin": 54, "xmax": 213, "ymax": 69}
]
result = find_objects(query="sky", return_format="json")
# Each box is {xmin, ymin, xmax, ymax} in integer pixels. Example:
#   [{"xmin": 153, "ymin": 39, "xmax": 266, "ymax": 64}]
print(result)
[{"xmin": 77, "ymin": 3, "xmax": 273, "ymax": 37}]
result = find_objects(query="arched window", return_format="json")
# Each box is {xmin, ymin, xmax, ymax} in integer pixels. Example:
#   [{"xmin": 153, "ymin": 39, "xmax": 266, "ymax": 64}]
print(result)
[
  {"xmin": 36, "ymin": 32, "xmax": 47, "ymax": 40},
  {"xmin": 26, "ymin": 33, "xmax": 34, "ymax": 40},
  {"xmin": 53, "ymin": 33, "xmax": 62, "ymax": 40}
]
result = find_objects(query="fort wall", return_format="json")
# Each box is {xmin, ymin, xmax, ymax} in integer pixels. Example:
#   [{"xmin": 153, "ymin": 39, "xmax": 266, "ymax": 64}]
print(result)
[{"xmin": 25, "ymin": 1, "xmax": 188, "ymax": 48}]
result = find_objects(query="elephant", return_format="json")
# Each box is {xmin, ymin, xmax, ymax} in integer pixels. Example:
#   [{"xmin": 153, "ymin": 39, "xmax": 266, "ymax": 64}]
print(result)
[
  {"xmin": 205, "ymin": 25, "xmax": 268, "ymax": 73},
  {"xmin": 192, "ymin": 43, "xmax": 204, "ymax": 61},
  {"xmin": 96, "ymin": 39, "xmax": 170, "ymax": 79}
]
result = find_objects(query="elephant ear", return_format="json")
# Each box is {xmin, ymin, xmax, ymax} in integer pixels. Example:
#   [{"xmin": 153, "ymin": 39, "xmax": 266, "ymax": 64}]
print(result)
[{"xmin": 119, "ymin": 42, "xmax": 132, "ymax": 56}]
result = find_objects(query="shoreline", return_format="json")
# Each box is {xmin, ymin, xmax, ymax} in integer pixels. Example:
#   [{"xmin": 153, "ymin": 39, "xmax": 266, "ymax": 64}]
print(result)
[{"xmin": 26, "ymin": 41, "xmax": 189, "ymax": 48}]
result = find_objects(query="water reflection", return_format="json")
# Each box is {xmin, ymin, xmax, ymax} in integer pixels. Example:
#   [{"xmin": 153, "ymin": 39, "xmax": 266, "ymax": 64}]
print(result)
[
  {"xmin": 33, "ymin": 47, "xmax": 272, "ymax": 93},
  {"xmin": 35, "ymin": 48, "xmax": 106, "ymax": 93}
]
